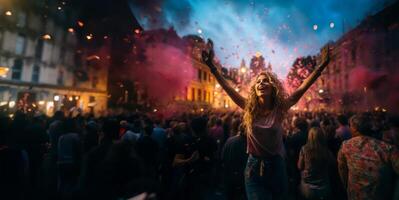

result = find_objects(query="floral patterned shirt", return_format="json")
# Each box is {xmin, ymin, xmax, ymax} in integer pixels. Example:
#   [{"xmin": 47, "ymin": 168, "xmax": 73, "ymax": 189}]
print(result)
[{"xmin": 337, "ymin": 136, "xmax": 399, "ymax": 200}]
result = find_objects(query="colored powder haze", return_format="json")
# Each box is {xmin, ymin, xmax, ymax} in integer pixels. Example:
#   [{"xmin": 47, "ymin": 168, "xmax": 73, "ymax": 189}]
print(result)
[{"xmin": 128, "ymin": 0, "xmax": 392, "ymax": 78}]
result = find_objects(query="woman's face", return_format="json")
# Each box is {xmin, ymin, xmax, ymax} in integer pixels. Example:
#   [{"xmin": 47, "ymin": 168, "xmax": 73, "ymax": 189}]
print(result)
[{"xmin": 255, "ymin": 74, "xmax": 273, "ymax": 97}]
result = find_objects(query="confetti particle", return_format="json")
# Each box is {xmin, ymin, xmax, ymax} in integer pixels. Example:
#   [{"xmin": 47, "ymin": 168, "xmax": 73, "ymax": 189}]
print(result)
[
  {"xmin": 313, "ymin": 24, "xmax": 318, "ymax": 30},
  {"xmin": 77, "ymin": 21, "xmax": 84, "ymax": 27}
]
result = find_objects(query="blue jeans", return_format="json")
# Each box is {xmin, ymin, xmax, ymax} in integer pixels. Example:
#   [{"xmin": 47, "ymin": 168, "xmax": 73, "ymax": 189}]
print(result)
[{"xmin": 245, "ymin": 154, "xmax": 288, "ymax": 200}]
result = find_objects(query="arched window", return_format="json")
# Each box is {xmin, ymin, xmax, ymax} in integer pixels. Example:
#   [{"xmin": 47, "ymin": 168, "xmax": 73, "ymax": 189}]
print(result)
[
  {"xmin": 11, "ymin": 59, "xmax": 23, "ymax": 80},
  {"xmin": 32, "ymin": 65, "xmax": 40, "ymax": 82}
]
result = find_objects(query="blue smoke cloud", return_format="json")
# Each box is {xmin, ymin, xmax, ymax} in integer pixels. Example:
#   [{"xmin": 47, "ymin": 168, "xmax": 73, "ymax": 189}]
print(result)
[{"xmin": 129, "ymin": 0, "xmax": 391, "ymax": 77}]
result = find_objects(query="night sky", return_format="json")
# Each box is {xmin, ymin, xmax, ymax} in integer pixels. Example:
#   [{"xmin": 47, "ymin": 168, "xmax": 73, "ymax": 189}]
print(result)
[{"xmin": 129, "ymin": 0, "xmax": 393, "ymax": 77}]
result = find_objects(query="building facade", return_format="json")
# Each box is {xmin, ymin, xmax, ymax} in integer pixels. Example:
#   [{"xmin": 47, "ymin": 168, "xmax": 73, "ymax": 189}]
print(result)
[
  {"xmin": 308, "ymin": 1, "xmax": 399, "ymax": 112},
  {"xmin": 0, "ymin": 2, "xmax": 108, "ymax": 116}
]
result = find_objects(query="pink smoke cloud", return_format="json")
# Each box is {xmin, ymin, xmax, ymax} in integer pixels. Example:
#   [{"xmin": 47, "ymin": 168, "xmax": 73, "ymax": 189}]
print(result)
[{"xmin": 131, "ymin": 43, "xmax": 195, "ymax": 105}]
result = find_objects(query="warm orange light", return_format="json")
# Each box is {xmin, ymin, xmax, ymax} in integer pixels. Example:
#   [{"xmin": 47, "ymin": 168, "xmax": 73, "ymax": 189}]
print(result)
[
  {"xmin": 42, "ymin": 34, "xmax": 52, "ymax": 40},
  {"xmin": 77, "ymin": 21, "xmax": 84, "ymax": 27},
  {"xmin": 86, "ymin": 55, "xmax": 100, "ymax": 60},
  {"xmin": 134, "ymin": 29, "xmax": 141, "ymax": 34},
  {"xmin": 5, "ymin": 11, "xmax": 12, "ymax": 16},
  {"xmin": 0, "ymin": 67, "xmax": 9, "ymax": 78},
  {"xmin": 68, "ymin": 28, "xmax": 74, "ymax": 33},
  {"xmin": 86, "ymin": 34, "xmax": 93, "ymax": 40}
]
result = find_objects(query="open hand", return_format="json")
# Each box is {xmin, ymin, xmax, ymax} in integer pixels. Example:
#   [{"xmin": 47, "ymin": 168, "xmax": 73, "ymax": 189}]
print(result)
[{"xmin": 202, "ymin": 39, "xmax": 215, "ymax": 67}]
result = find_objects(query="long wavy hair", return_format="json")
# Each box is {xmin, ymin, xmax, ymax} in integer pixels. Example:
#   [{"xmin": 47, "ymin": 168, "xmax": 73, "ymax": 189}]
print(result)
[
  {"xmin": 302, "ymin": 127, "xmax": 330, "ymax": 167},
  {"xmin": 243, "ymin": 71, "xmax": 287, "ymax": 135}
]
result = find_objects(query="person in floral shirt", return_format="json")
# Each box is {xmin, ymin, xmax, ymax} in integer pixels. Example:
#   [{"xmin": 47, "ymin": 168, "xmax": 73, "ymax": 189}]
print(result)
[{"xmin": 338, "ymin": 113, "xmax": 399, "ymax": 200}]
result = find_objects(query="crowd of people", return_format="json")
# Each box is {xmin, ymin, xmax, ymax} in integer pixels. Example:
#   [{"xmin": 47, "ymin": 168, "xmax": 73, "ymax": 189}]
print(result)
[{"xmin": 0, "ymin": 109, "xmax": 398, "ymax": 200}]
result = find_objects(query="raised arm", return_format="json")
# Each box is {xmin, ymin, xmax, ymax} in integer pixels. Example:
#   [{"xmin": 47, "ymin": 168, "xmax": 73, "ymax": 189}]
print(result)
[
  {"xmin": 202, "ymin": 39, "xmax": 246, "ymax": 109},
  {"xmin": 285, "ymin": 45, "xmax": 330, "ymax": 109}
]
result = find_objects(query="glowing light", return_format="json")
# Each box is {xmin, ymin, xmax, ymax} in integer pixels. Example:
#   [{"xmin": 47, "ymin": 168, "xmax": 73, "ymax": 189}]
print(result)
[
  {"xmin": 215, "ymin": 84, "xmax": 221, "ymax": 88},
  {"xmin": 313, "ymin": 24, "xmax": 318, "ymax": 30},
  {"xmin": 8, "ymin": 114, "xmax": 14, "ymax": 118},
  {"xmin": 153, "ymin": 108, "xmax": 158, "ymax": 112},
  {"xmin": 382, "ymin": 108, "xmax": 387, "ymax": 112},
  {"xmin": 68, "ymin": 28, "xmax": 74, "ymax": 33},
  {"xmin": 0, "ymin": 101, "xmax": 7, "ymax": 106},
  {"xmin": 240, "ymin": 67, "xmax": 247, "ymax": 73},
  {"xmin": 255, "ymin": 52, "xmax": 262, "ymax": 58},
  {"xmin": 9, "ymin": 101, "xmax": 15, "ymax": 108},
  {"xmin": 75, "ymin": 96, "xmax": 79, "ymax": 100},
  {"xmin": 235, "ymin": 88, "xmax": 239, "ymax": 92},
  {"xmin": 318, "ymin": 89, "xmax": 324, "ymax": 93},
  {"xmin": 0, "ymin": 67, "xmax": 9, "ymax": 78},
  {"xmin": 86, "ymin": 34, "xmax": 93, "ymax": 40},
  {"xmin": 57, "ymin": 6, "xmax": 62, "ymax": 10},
  {"xmin": 134, "ymin": 29, "xmax": 141, "ymax": 34},
  {"xmin": 5, "ymin": 11, "xmax": 12, "ymax": 16},
  {"xmin": 86, "ymin": 55, "xmax": 100, "ymax": 60},
  {"xmin": 54, "ymin": 95, "xmax": 60, "ymax": 101},
  {"xmin": 224, "ymin": 104, "xmax": 229, "ymax": 108},
  {"xmin": 77, "ymin": 21, "xmax": 84, "ymax": 27},
  {"xmin": 200, "ymin": 108, "xmax": 204, "ymax": 112},
  {"xmin": 46, "ymin": 101, "xmax": 54, "ymax": 111},
  {"xmin": 38, "ymin": 101, "xmax": 45, "ymax": 105},
  {"xmin": 42, "ymin": 34, "xmax": 52, "ymax": 40},
  {"xmin": 197, "ymin": 29, "xmax": 202, "ymax": 34},
  {"xmin": 68, "ymin": 96, "xmax": 73, "ymax": 101},
  {"xmin": 103, "ymin": 35, "xmax": 109, "ymax": 39},
  {"xmin": 329, "ymin": 22, "xmax": 335, "ymax": 28}
]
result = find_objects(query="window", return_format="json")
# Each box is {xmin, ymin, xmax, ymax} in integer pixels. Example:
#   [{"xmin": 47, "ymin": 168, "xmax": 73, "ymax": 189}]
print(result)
[
  {"xmin": 203, "ymin": 90, "xmax": 206, "ymax": 102},
  {"xmin": 92, "ymin": 76, "xmax": 98, "ymax": 88},
  {"xmin": 198, "ymin": 69, "xmax": 202, "ymax": 81},
  {"xmin": 16, "ymin": 12, "xmax": 27, "ymax": 27},
  {"xmin": 191, "ymin": 88, "xmax": 195, "ymax": 101},
  {"xmin": 35, "ymin": 39, "xmax": 44, "ymax": 60},
  {"xmin": 184, "ymin": 87, "xmax": 188, "ymax": 100},
  {"xmin": 197, "ymin": 89, "xmax": 202, "ymax": 102},
  {"xmin": 57, "ymin": 70, "xmax": 64, "ymax": 85},
  {"xmin": 11, "ymin": 59, "xmax": 23, "ymax": 80},
  {"xmin": 31, "ymin": 65, "xmax": 40, "ymax": 83},
  {"xmin": 15, "ymin": 34, "xmax": 26, "ymax": 55},
  {"xmin": 203, "ymin": 72, "xmax": 207, "ymax": 82}
]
